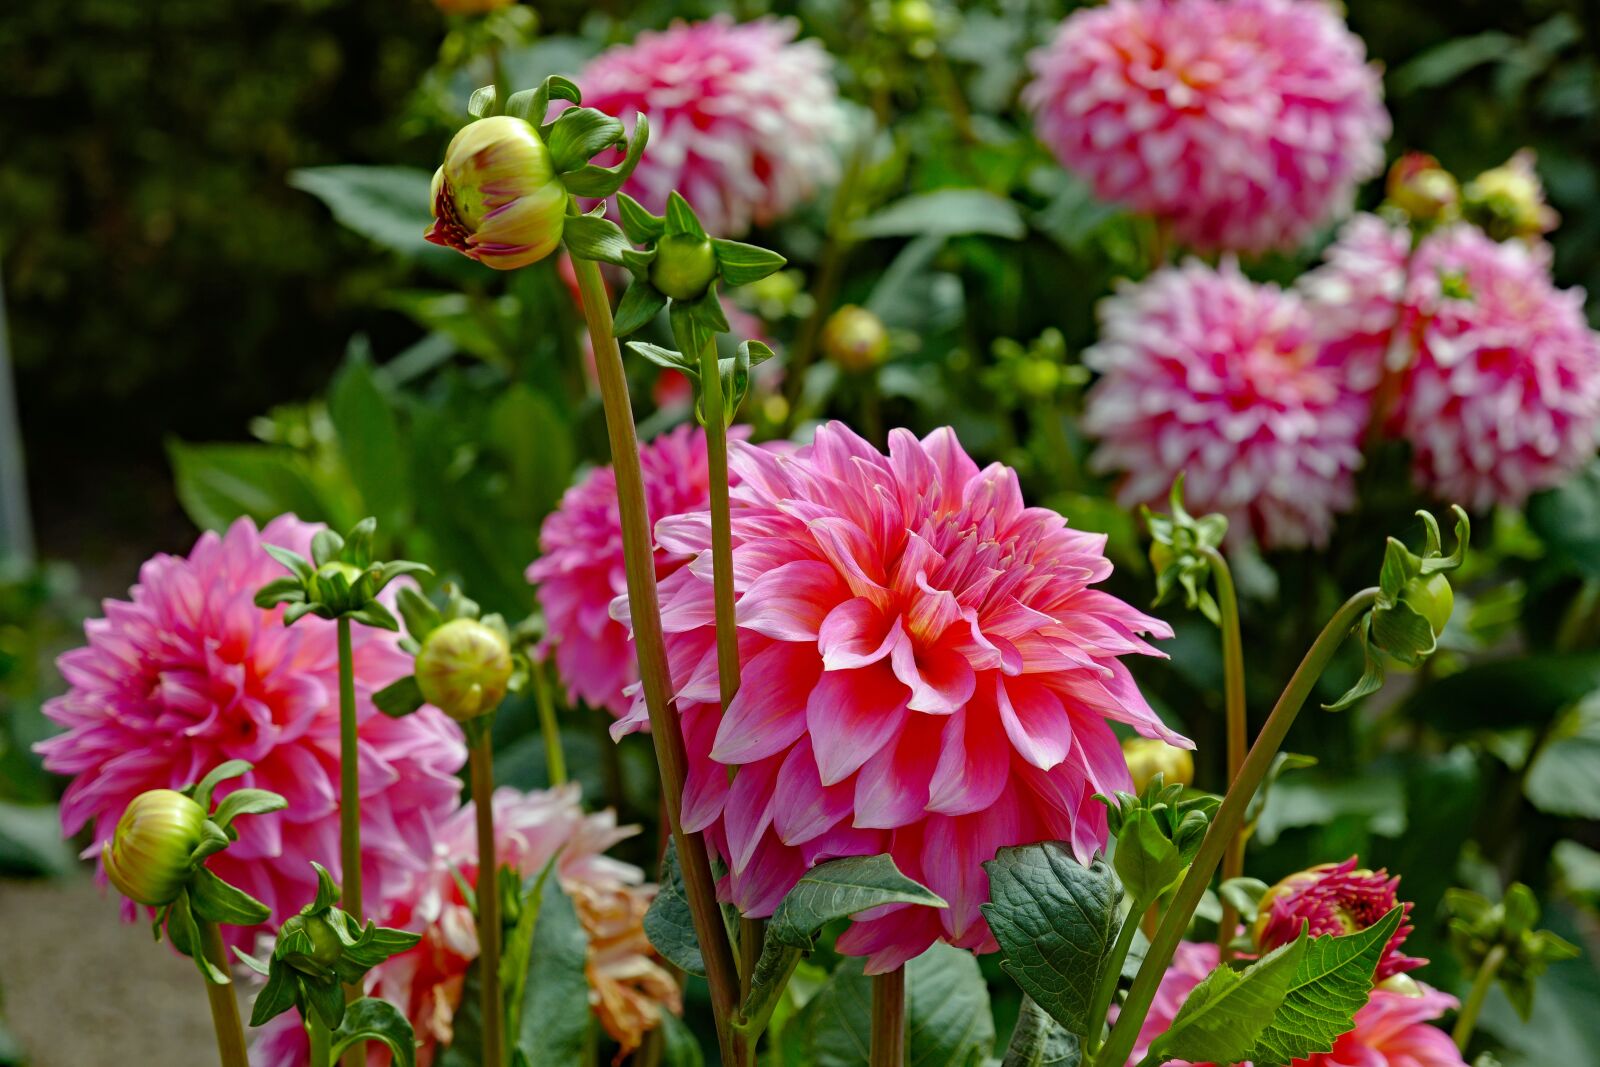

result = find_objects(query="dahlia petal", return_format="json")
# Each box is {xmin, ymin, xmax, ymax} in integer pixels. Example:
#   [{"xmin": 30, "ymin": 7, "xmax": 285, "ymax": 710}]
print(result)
[
  {"xmin": 736, "ymin": 560, "xmax": 848, "ymax": 641},
  {"xmin": 853, "ymin": 713, "xmax": 941, "ymax": 830},
  {"xmin": 996, "ymin": 676, "xmax": 1074, "ymax": 770},
  {"xmin": 925, "ymin": 704, "xmax": 1009, "ymax": 816},
  {"xmin": 817, "ymin": 598, "xmax": 900, "ymax": 670},
  {"xmin": 806, "ymin": 662, "xmax": 910, "ymax": 786},
  {"xmin": 709, "ymin": 642, "xmax": 820, "ymax": 763},
  {"xmin": 771, "ymin": 743, "xmax": 854, "ymax": 846},
  {"xmin": 890, "ymin": 634, "xmax": 976, "ymax": 715}
]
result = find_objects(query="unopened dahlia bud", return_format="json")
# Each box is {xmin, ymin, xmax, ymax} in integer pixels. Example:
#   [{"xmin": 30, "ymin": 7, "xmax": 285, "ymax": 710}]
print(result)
[
  {"xmin": 1255, "ymin": 858, "xmax": 1422, "ymax": 979},
  {"xmin": 1385, "ymin": 153, "xmax": 1458, "ymax": 224},
  {"xmin": 103, "ymin": 789, "xmax": 207, "ymax": 906},
  {"xmin": 1463, "ymin": 151, "xmax": 1558, "ymax": 241},
  {"xmin": 1401, "ymin": 572, "xmax": 1454, "ymax": 637},
  {"xmin": 1123, "ymin": 737, "xmax": 1194, "ymax": 791},
  {"xmin": 649, "ymin": 233, "xmax": 719, "ymax": 302},
  {"xmin": 415, "ymin": 618, "xmax": 514, "ymax": 720},
  {"xmin": 820, "ymin": 305, "xmax": 890, "ymax": 373},
  {"xmin": 277, "ymin": 912, "xmax": 346, "ymax": 977},
  {"xmin": 427, "ymin": 116, "xmax": 567, "ymax": 270}
]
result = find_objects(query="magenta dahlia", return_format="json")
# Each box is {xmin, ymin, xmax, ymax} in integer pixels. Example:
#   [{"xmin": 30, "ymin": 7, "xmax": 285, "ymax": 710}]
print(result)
[
  {"xmin": 1083, "ymin": 260, "xmax": 1374, "ymax": 549},
  {"xmin": 1024, "ymin": 0, "xmax": 1390, "ymax": 254},
  {"xmin": 1303, "ymin": 216, "xmax": 1600, "ymax": 508},
  {"xmin": 615, "ymin": 422, "xmax": 1184, "ymax": 972},
  {"xmin": 38, "ymin": 516, "xmax": 467, "ymax": 946},
  {"xmin": 530, "ymin": 423, "xmax": 750, "ymax": 718},
  {"xmin": 576, "ymin": 16, "xmax": 846, "ymax": 238},
  {"xmin": 1255, "ymin": 857, "xmax": 1422, "ymax": 980}
]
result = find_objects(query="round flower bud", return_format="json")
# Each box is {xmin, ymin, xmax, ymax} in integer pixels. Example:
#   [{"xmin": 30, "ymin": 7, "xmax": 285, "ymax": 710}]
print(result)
[
  {"xmin": 1402, "ymin": 573, "xmax": 1454, "ymax": 638},
  {"xmin": 1123, "ymin": 737, "xmax": 1194, "ymax": 792},
  {"xmin": 820, "ymin": 305, "xmax": 890, "ymax": 373},
  {"xmin": 649, "ymin": 234, "xmax": 718, "ymax": 302},
  {"xmin": 102, "ymin": 789, "xmax": 207, "ymax": 906},
  {"xmin": 415, "ymin": 618, "xmax": 514, "ymax": 721},
  {"xmin": 313, "ymin": 560, "xmax": 369, "ymax": 610},
  {"xmin": 1385, "ymin": 153, "xmax": 1458, "ymax": 225},
  {"xmin": 278, "ymin": 913, "xmax": 346, "ymax": 977},
  {"xmin": 1463, "ymin": 151, "xmax": 1558, "ymax": 241},
  {"xmin": 426, "ymin": 116, "xmax": 567, "ymax": 271}
]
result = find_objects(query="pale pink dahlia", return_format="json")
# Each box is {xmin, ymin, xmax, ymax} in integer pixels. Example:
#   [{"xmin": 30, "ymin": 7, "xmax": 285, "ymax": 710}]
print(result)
[
  {"xmin": 1255, "ymin": 857, "xmax": 1422, "ymax": 981},
  {"xmin": 251, "ymin": 785, "xmax": 678, "ymax": 1067},
  {"xmin": 530, "ymin": 423, "xmax": 746, "ymax": 717},
  {"xmin": 38, "ymin": 517, "xmax": 466, "ymax": 947},
  {"xmin": 576, "ymin": 16, "xmax": 846, "ymax": 238},
  {"xmin": 1024, "ymin": 0, "xmax": 1390, "ymax": 254},
  {"xmin": 616, "ymin": 422, "xmax": 1185, "ymax": 972},
  {"xmin": 1115, "ymin": 942, "xmax": 1464, "ymax": 1067},
  {"xmin": 1303, "ymin": 216, "xmax": 1600, "ymax": 508},
  {"xmin": 1083, "ymin": 260, "xmax": 1374, "ymax": 549}
]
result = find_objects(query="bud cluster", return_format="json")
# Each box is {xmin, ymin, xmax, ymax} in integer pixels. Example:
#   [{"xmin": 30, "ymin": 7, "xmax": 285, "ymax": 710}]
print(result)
[
  {"xmin": 254, "ymin": 517, "xmax": 430, "ymax": 630},
  {"xmin": 1445, "ymin": 882, "xmax": 1579, "ymax": 1020},
  {"xmin": 1098, "ymin": 775, "xmax": 1216, "ymax": 905},
  {"xmin": 1252, "ymin": 858, "xmax": 1422, "ymax": 980},
  {"xmin": 1142, "ymin": 476, "xmax": 1229, "ymax": 626}
]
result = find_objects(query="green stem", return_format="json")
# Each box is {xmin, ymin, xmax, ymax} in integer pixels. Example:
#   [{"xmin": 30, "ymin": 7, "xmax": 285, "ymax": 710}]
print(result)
[
  {"xmin": 870, "ymin": 966, "xmax": 907, "ymax": 1067},
  {"xmin": 197, "ymin": 917, "xmax": 248, "ymax": 1067},
  {"xmin": 566, "ymin": 214, "xmax": 746, "ymax": 1067},
  {"xmin": 1096, "ymin": 588, "xmax": 1380, "ymax": 1067},
  {"xmin": 1452, "ymin": 943, "xmax": 1506, "ymax": 1052},
  {"xmin": 336, "ymin": 616, "xmax": 364, "ymax": 1067},
  {"xmin": 1200, "ymin": 547, "xmax": 1248, "ymax": 959},
  {"xmin": 308, "ymin": 1010, "xmax": 333, "ymax": 1067},
  {"xmin": 739, "ymin": 915, "xmax": 766, "ymax": 1002},
  {"xmin": 1085, "ymin": 898, "xmax": 1147, "ymax": 1057},
  {"xmin": 532, "ymin": 659, "xmax": 567, "ymax": 786},
  {"xmin": 471, "ymin": 727, "xmax": 506, "ymax": 1067},
  {"xmin": 693, "ymin": 332, "xmax": 741, "ymax": 714}
]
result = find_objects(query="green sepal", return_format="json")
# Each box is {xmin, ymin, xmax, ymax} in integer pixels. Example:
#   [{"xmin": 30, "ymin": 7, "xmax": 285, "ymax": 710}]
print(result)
[
  {"xmin": 563, "ymin": 212, "xmax": 633, "ymax": 266},
  {"xmin": 664, "ymin": 191, "xmax": 706, "ymax": 239},
  {"xmin": 626, "ymin": 341, "xmax": 697, "ymax": 376},
  {"xmin": 168, "ymin": 891, "xmax": 232, "ymax": 986},
  {"xmin": 254, "ymin": 576, "xmax": 306, "ymax": 608},
  {"xmin": 211, "ymin": 787, "xmax": 288, "ymax": 834},
  {"xmin": 346, "ymin": 599, "xmax": 399, "ymax": 632},
  {"xmin": 616, "ymin": 193, "xmax": 665, "ymax": 244},
  {"xmin": 613, "ymin": 281, "xmax": 669, "ymax": 337},
  {"xmin": 514, "ymin": 75, "xmax": 581, "ymax": 127},
  {"xmin": 375, "ymin": 559, "xmax": 433, "ymax": 587},
  {"xmin": 310, "ymin": 529, "xmax": 345, "ymax": 568},
  {"xmin": 333, "ymin": 998, "xmax": 418, "ymax": 1067},
  {"xmin": 712, "ymin": 238, "xmax": 787, "ymax": 287},
  {"xmin": 375, "ymin": 675, "xmax": 426, "ymax": 717},
  {"xmin": 283, "ymin": 601, "xmax": 321, "ymax": 625},
  {"xmin": 310, "ymin": 861, "xmax": 340, "ymax": 912},
  {"xmin": 342, "ymin": 517, "xmax": 377, "ymax": 565},
  {"xmin": 190, "ymin": 866, "xmax": 273, "ymax": 926},
  {"xmin": 396, "ymin": 585, "xmax": 442, "ymax": 643},
  {"xmin": 559, "ymin": 112, "xmax": 650, "ymax": 198},
  {"xmin": 546, "ymin": 107, "xmax": 625, "ymax": 175},
  {"xmin": 262, "ymin": 544, "xmax": 314, "ymax": 583},
  {"xmin": 1143, "ymin": 475, "xmax": 1229, "ymax": 627},
  {"xmin": 302, "ymin": 971, "xmax": 348, "ymax": 1030},
  {"xmin": 247, "ymin": 957, "xmax": 299, "ymax": 1026},
  {"xmin": 189, "ymin": 818, "xmax": 232, "ymax": 865},
  {"xmin": 190, "ymin": 759, "xmax": 253, "ymax": 810}
]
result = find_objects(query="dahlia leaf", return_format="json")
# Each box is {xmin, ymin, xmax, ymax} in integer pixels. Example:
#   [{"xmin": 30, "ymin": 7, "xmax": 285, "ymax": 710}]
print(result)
[
  {"xmin": 657, "ymin": 1012, "xmax": 705, "ymax": 1067},
  {"xmin": 546, "ymin": 107, "xmax": 625, "ymax": 175},
  {"xmin": 516, "ymin": 875, "xmax": 591, "ymax": 1067},
  {"xmin": 1246, "ymin": 906, "xmax": 1404, "ymax": 1067},
  {"xmin": 712, "ymin": 239, "xmax": 787, "ymax": 287},
  {"xmin": 613, "ymin": 281, "xmax": 668, "ymax": 337},
  {"xmin": 563, "ymin": 213, "xmax": 632, "ymax": 267},
  {"xmin": 332, "ymin": 997, "xmax": 417, "ymax": 1067},
  {"xmin": 616, "ymin": 193, "xmax": 665, "ymax": 244},
  {"xmin": 980, "ymin": 845, "xmax": 1124, "ymax": 1038},
  {"xmin": 210, "ymin": 787, "xmax": 287, "ymax": 832},
  {"xmin": 189, "ymin": 866, "xmax": 272, "ymax": 926},
  {"xmin": 1153, "ymin": 932, "xmax": 1306, "ymax": 1064},
  {"xmin": 374, "ymin": 675, "xmax": 425, "ymax": 718},
  {"xmin": 853, "ymin": 188, "xmax": 1026, "ymax": 241},
  {"xmin": 1002, "ymin": 996, "xmax": 1082, "ymax": 1067},
  {"xmin": 502, "ymin": 858, "xmax": 559, "ymax": 1040},
  {"xmin": 644, "ymin": 839, "xmax": 706, "ymax": 977}
]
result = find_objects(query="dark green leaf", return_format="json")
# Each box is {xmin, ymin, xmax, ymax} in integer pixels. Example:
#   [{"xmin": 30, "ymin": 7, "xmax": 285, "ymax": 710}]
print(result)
[
  {"xmin": 1156, "ymin": 934, "xmax": 1306, "ymax": 1064},
  {"xmin": 644, "ymin": 839, "xmax": 705, "ymax": 977},
  {"xmin": 333, "ymin": 997, "xmax": 417, "ymax": 1067},
  {"xmin": 658, "ymin": 1011, "xmax": 705, "ymax": 1067},
  {"xmin": 289, "ymin": 166, "xmax": 462, "ymax": 271},
  {"xmin": 329, "ymin": 344, "xmax": 410, "ymax": 533},
  {"xmin": 1401, "ymin": 653, "xmax": 1600, "ymax": 734},
  {"xmin": 712, "ymin": 239, "xmax": 787, "ymax": 287},
  {"xmin": 853, "ymin": 189, "xmax": 1026, "ymax": 240},
  {"xmin": 375, "ymin": 675, "xmax": 426, "ymax": 718},
  {"xmin": 516, "ymin": 876, "xmax": 592, "ymax": 1067},
  {"xmin": 906, "ymin": 942, "xmax": 994, "ymax": 1067},
  {"xmin": 980, "ymin": 845, "xmax": 1123, "ymax": 1037},
  {"xmin": 1002, "ymin": 997, "xmax": 1081, "ymax": 1067},
  {"xmin": 769, "ymin": 855, "xmax": 946, "ymax": 945},
  {"xmin": 167, "ymin": 439, "xmax": 332, "ymax": 533},
  {"xmin": 1524, "ymin": 698, "xmax": 1600, "ymax": 818}
]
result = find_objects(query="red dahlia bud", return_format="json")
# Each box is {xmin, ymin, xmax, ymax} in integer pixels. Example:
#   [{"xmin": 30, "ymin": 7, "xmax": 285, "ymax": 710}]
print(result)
[
  {"xmin": 1254, "ymin": 857, "xmax": 1422, "ymax": 979},
  {"xmin": 427, "ymin": 116, "xmax": 567, "ymax": 270}
]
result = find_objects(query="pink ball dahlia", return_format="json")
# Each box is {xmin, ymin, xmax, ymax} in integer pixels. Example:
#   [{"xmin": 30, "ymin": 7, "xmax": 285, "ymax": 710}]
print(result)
[
  {"xmin": 530, "ymin": 423, "xmax": 749, "ymax": 718},
  {"xmin": 251, "ymin": 785, "xmax": 679, "ymax": 1067},
  {"xmin": 1023, "ymin": 0, "xmax": 1390, "ymax": 254},
  {"xmin": 1255, "ymin": 857, "xmax": 1422, "ymax": 980},
  {"xmin": 1115, "ymin": 942, "xmax": 1464, "ymax": 1067},
  {"xmin": 576, "ymin": 16, "xmax": 846, "ymax": 238},
  {"xmin": 617, "ymin": 422, "xmax": 1185, "ymax": 972},
  {"xmin": 38, "ymin": 517, "xmax": 467, "ymax": 947},
  {"xmin": 1083, "ymin": 260, "xmax": 1374, "ymax": 549},
  {"xmin": 1302, "ymin": 216, "xmax": 1600, "ymax": 508}
]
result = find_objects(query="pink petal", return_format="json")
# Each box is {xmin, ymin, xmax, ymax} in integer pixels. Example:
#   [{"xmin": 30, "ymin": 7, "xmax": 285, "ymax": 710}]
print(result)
[
  {"xmin": 818, "ymin": 598, "xmax": 901, "ymax": 670},
  {"xmin": 925, "ymin": 703, "xmax": 1009, "ymax": 815},
  {"xmin": 773, "ymin": 743, "xmax": 856, "ymax": 846},
  {"xmin": 736, "ymin": 560, "xmax": 847, "ymax": 641},
  {"xmin": 890, "ymin": 634, "xmax": 976, "ymax": 714},
  {"xmin": 853, "ymin": 713, "xmax": 942, "ymax": 829},
  {"xmin": 996, "ymin": 676, "xmax": 1074, "ymax": 770},
  {"xmin": 710, "ymin": 642, "xmax": 821, "ymax": 764},
  {"xmin": 806, "ymin": 662, "xmax": 910, "ymax": 785}
]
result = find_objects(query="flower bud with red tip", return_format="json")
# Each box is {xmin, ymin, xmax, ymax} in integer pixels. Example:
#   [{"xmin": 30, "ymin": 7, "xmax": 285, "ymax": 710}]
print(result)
[{"xmin": 427, "ymin": 116, "xmax": 568, "ymax": 270}]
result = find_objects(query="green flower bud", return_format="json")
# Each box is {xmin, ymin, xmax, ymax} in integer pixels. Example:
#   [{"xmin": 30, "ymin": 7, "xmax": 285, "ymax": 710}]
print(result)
[
  {"xmin": 278, "ymin": 912, "xmax": 346, "ymax": 977},
  {"xmin": 649, "ymin": 233, "xmax": 718, "ymax": 302},
  {"xmin": 1402, "ymin": 572, "xmax": 1454, "ymax": 637},
  {"xmin": 1385, "ymin": 153, "xmax": 1459, "ymax": 225},
  {"xmin": 821, "ymin": 305, "xmax": 890, "ymax": 373},
  {"xmin": 103, "ymin": 789, "xmax": 207, "ymax": 906},
  {"xmin": 1463, "ymin": 151, "xmax": 1558, "ymax": 242},
  {"xmin": 415, "ymin": 617, "xmax": 514, "ymax": 720},
  {"xmin": 427, "ymin": 116, "xmax": 568, "ymax": 270},
  {"xmin": 313, "ymin": 560, "xmax": 370, "ymax": 613},
  {"xmin": 1123, "ymin": 737, "xmax": 1195, "ymax": 792}
]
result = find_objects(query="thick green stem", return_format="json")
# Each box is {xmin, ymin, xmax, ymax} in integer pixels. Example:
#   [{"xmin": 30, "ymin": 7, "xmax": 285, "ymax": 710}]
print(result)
[
  {"xmin": 566, "ymin": 221, "xmax": 745, "ymax": 1066},
  {"xmin": 870, "ymin": 967, "xmax": 907, "ymax": 1067},
  {"xmin": 336, "ymin": 616, "xmax": 364, "ymax": 1067},
  {"xmin": 471, "ymin": 728, "xmax": 506, "ymax": 1067},
  {"xmin": 1096, "ymin": 588, "xmax": 1380, "ymax": 1067},
  {"xmin": 308, "ymin": 1010, "xmax": 333, "ymax": 1067},
  {"xmin": 694, "ymin": 333, "xmax": 742, "ymax": 713},
  {"xmin": 532, "ymin": 659, "xmax": 567, "ymax": 786},
  {"xmin": 1452, "ymin": 943, "xmax": 1506, "ymax": 1052},
  {"xmin": 1085, "ymin": 898, "xmax": 1147, "ymax": 1057},
  {"xmin": 197, "ymin": 917, "xmax": 249, "ymax": 1067},
  {"xmin": 739, "ymin": 915, "xmax": 766, "ymax": 1002},
  {"xmin": 1200, "ymin": 547, "xmax": 1248, "ymax": 958}
]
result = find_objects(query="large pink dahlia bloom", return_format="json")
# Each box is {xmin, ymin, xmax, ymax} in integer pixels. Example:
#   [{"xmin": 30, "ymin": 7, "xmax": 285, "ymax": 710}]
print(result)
[
  {"xmin": 38, "ymin": 517, "xmax": 467, "ymax": 947},
  {"xmin": 530, "ymin": 424, "xmax": 747, "ymax": 718},
  {"xmin": 1024, "ymin": 0, "xmax": 1390, "ymax": 254},
  {"xmin": 616, "ymin": 422, "xmax": 1184, "ymax": 972},
  {"xmin": 1302, "ymin": 215, "xmax": 1600, "ymax": 508},
  {"xmin": 1115, "ymin": 942, "xmax": 1464, "ymax": 1067},
  {"xmin": 252, "ymin": 785, "xmax": 678, "ymax": 1067},
  {"xmin": 576, "ymin": 16, "xmax": 846, "ymax": 238},
  {"xmin": 1083, "ymin": 260, "xmax": 1374, "ymax": 549}
]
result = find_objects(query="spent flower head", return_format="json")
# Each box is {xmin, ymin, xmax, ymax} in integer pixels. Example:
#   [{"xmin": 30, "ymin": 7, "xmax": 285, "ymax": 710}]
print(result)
[
  {"xmin": 1445, "ymin": 882, "xmax": 1579, "ymax": 1020},
  {"xmin": 254, "ymin": 517, "xmax": 430, "ymax": 630}
]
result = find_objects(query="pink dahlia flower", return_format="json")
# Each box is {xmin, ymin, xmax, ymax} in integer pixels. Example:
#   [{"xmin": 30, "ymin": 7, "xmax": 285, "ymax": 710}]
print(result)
[
  {"xmin": 616, "ymin": 422, "xmax": 1184, "ymax": 972},
  {"xmin": 1255, "ymin": 857, "xmax": 1422, "ymax": 981},
  {"xmin": 530, "ymin": 423, "xmax": 749, "ymax": 718},
  {"xmin": 1302, "ymin": 216, "xmax": 1600, "ymax": 508},
  {"xmin": 1023, "ymin": 0, "xmax": 1390, "ymax": 254},
  {"xmin": 576, "ymin": 16, "xmax": 846, "ymax": 238},
  {"xmin": 1083, "ymin": 260, "xmax": 1374, "ymax": 549},
  {"xmin": 38, "ymin": 517, "xmax": 466, "ymax": 947},
  {"xmin": 1115, "ymin": 942, "xmax": 1464, "ymax": 1067},
  {"xmin": 251, "ymin": 785, "xmax": 679, "ymax": 1067}
]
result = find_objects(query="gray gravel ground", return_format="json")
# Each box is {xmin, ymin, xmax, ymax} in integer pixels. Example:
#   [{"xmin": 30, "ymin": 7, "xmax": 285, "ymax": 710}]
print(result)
[{"xmin": 0, "ymin": 877, "xmax": 218, "ymax": 1067}]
